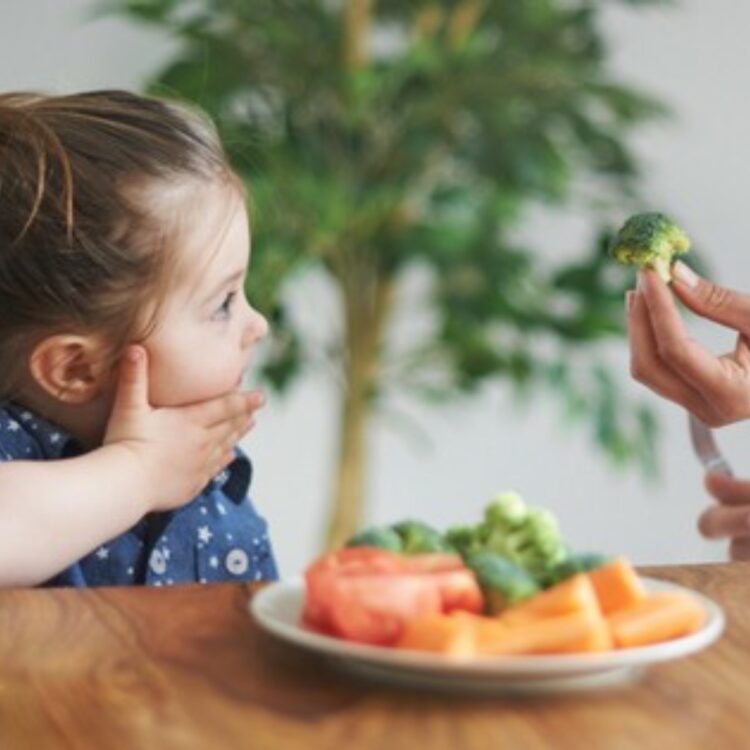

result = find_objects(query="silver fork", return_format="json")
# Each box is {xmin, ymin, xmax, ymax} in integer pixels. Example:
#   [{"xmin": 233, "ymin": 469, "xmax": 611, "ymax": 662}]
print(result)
[{"xmin": 688, "ymin": 413, "xmax": 733, "ymax": 476}]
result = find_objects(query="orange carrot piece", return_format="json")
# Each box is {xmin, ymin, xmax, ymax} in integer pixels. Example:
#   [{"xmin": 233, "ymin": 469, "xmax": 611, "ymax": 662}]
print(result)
[
  {"xmin": 587, "ymin": 557, "xmax": 647, "ymax": 615},
  {"xmin": 395, "ymin": 613, "xmax": 476, "ymax": 657},
  {"xmin": 474, "ymin": 609, "xmax": 613, "ymax": 656},
  {"xmin": 607, "ymin": 592, "xmax": 706, "ymax": 648},
  {"xmin": 499, "ymin": 574, "xmax": 602, "ymax": 627}
]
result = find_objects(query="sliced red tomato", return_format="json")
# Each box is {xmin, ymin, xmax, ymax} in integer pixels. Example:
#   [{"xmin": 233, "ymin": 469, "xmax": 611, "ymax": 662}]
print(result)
[
  {"xmin": 304, "ymin": 548, "xmax": 404, "ymax": 631},
  {"xmin": 397, "ymin": 553, "xmax": 465, "ymax": 574},
  {"xmin": 431, "ymin": 569, "xmax": 484, "ymax": 614},
  {"xmin": 302, "ymin": 547, "xmax": 484, "ymax": 642},
  {"xmin": 307, "ymin": 547, "xmax": 405, "ymax": 579},
  {"xmin": 327, "ymin": 574, "xmax": 442, "ymax": 645}
]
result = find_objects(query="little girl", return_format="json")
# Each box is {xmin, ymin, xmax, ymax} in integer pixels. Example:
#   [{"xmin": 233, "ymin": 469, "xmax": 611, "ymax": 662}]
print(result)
[{"xmin": 0, "ymin": 89, "xmax": 278, "ymax": 587}]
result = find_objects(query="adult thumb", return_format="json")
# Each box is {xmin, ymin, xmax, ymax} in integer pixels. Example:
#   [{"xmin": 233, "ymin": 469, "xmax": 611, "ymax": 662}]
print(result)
[
  {"xmin": 672, "ymin": 260, "xmax": 750, "ymax": 333},
  {"xmin": 111, "ymin": 346, "xmax": 149, "ymax": 413}
]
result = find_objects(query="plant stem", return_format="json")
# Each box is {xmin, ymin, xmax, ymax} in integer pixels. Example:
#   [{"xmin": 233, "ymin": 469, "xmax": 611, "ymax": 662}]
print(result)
[
  {"xmin": 324, "ymin": 271, "xmax": 394, "ymax": 550},
  {"xmin": 448, "ymin": 0, "xmax": 486, "ymax": 48},
  {"xmin": 343, "ymin": 0, "xmax": 372, "ymax": 70}
]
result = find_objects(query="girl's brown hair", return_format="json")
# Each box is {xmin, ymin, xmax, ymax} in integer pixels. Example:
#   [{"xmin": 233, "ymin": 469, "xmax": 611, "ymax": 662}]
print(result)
[{"xmin": 0, "ymin": 89, "xmax": 238, "ymax": 402}]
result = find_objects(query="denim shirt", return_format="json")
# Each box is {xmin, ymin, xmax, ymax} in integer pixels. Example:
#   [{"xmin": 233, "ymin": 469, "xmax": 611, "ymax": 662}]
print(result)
[{"xmin": 0, "ymin": 403, "xmax": 279, "ymax": 587}]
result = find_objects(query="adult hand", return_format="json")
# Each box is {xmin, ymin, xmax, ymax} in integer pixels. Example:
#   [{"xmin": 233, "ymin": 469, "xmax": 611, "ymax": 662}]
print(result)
[
  {"xmin": 103, "ymin": 346, "xmax": 264, "ymax": 512},
  {"xmin": 698, "ymin": 472, "xmax": 750, "ymax": 560},
  {"xmin": 627, "ymin": 261, "xmax": 750, "ymax": 427}
]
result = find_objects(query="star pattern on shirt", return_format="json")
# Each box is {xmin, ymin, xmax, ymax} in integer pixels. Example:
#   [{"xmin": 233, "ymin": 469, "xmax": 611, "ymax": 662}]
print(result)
[
  {"xmin": 96, "ymin": 546, "xmax": 109, "ymax": 560},
  {"xmin": 197, "ymin": 526, "xmax": 213, "ymax": 544}
]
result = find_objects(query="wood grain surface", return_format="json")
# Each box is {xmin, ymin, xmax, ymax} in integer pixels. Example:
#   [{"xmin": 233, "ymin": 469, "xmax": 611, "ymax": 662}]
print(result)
[{"xmin": 0, "ymin": 563, "xmax": 747, "ymax": 750}]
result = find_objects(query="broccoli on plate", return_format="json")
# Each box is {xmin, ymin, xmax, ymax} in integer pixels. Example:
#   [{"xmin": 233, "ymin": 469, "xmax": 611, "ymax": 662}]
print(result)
[
  {"xmin": 464, "ymin": 551, "xmax": 540, "ymax": 614},
  {"xmin": 445, "ymin": 491, "xmax": 569, "ymax": 586},
  {"xmin": 345, "ymin": 526, "xmax": 403, "ymax": 552},
  {"xmin": 345, "ymin": 520, "xmax": 451, "ymax": 554}
]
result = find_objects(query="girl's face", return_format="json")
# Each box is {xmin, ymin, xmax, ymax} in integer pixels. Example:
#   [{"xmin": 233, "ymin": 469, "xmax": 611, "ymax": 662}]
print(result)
[{"xmin": 142, "ymin": 182, "xmax": 268, "ymax": 407}]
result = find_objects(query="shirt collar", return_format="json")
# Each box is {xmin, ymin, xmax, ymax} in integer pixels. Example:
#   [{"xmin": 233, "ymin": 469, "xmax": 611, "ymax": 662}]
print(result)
[{"xmin": 2, "ymin": 402, "xmax": 82, "ymax": 460}]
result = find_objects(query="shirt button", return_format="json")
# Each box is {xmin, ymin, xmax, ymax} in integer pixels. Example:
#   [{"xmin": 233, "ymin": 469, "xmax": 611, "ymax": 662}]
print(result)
[
  {"xmin": 225, "ymin": 548, "xmax": 249, "ymax": 576},
  {"xmin": 149, "ymin": 549, "xmax": 167, "ymax": 575}
]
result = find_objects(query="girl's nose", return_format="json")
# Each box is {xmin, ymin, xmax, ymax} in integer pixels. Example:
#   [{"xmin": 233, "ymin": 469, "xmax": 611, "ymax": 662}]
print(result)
[{"xmin": 242, "ymin": 306, "xmax": 269, "ymax": 348}]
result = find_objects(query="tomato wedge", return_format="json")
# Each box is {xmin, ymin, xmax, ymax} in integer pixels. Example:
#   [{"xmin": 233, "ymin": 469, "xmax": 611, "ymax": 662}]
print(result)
[
  {"xmin": 328, "ymin": 574, "xmax": 442, "ymax": 645},
  {"xmin": 431, "ymin": 569, "xmax": 484, "ymax": 614},
  {"xmin": 303, "ymin": 547, "xmax": 483, "ymax": 643}
]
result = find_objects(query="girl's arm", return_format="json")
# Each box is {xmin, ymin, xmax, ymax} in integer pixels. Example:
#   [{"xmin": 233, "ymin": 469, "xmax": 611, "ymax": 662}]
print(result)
[
  {"xmin": 0, "ymin": 347, "xmax": 263, "ymax": 587},
  {"xmin": 0, "ymin": 446, "xmax": 150, "ymax": 586}
]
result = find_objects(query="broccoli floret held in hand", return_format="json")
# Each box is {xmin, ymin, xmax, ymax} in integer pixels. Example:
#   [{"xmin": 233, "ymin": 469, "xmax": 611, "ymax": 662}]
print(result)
[{"xmin": 610, "ymin": 212, "xmax": 690, "ymax": 283}]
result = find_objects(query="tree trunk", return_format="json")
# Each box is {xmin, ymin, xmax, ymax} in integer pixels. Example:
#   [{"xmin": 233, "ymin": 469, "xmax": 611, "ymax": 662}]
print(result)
[
  {"xmin": 322, "ymin": 0, "xmax": 382, "ymax": 551},
  {"xmin": 448, "ymin": 0, "xmax": 486, "ymax": 48},
  {"xmin": 343, "ymin": 0, "xmax": 372, "ymax": 70},
  {"xmin": 324, "ymin": 275, "xmax": 394, "ymax": 550}
]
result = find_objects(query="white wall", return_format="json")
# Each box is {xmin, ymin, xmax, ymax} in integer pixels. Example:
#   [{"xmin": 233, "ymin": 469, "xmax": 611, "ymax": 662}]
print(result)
[{"xmin": 1, "ymin": 1, "xmax": 747, "ymax": 575}]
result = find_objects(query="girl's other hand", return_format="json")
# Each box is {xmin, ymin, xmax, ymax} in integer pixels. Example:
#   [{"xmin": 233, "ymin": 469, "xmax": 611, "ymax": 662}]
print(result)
[
  {"xmin": 103, "ymin": 346, "xmax": 264, "ymax": 512},
  {"xmin": 698, "ymin": 471, "xmax": 750, "ymax": 560},
  {"xmin": 627, "ymin": 264, "xmax": 750, "ymax": 427}
]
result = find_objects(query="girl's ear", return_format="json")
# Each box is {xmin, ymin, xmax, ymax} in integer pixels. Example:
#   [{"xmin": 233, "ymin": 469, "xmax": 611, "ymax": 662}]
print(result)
[{"xmin": 28, "ymin": 335, "xmax": 111, "ymax": 405}]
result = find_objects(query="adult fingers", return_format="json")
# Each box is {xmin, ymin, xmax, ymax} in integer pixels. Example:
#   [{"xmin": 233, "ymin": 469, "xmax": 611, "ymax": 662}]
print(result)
[
  {"xmin": 672, "ymin": 261, "xmax": 750, "ymax": 334},
  {"xmin": 704, "ymin": 471, "xmax": 750, "ymax": 506},
  {"xmin": 729, "ymin": 538, "xmax": 750, "ymax": 561},
  {"xmin": 110, "ymin": 346, "xmax": 149, "ymax": 414},
  {"xmin": 638, "ymin": 269, "xmax": 729, "ymax": 400},
  {"xmin": 626, "ymin": 289, "xmax": 714, "ymax": 419},
  {"xmin": 697, "ymin": 503, "xmax": 750, "ymax": 540}
]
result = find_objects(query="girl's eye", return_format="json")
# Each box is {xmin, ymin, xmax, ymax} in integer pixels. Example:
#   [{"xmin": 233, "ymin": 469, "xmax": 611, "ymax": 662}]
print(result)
[{"xmin": 213, "ymin": 291, "xmax": 237, "ymax": 320}]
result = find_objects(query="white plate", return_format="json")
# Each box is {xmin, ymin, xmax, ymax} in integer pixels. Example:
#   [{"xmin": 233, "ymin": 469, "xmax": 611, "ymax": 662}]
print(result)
[{"xmin": 249, "ymin": 576, "xmax": 725, "ymax": 695}]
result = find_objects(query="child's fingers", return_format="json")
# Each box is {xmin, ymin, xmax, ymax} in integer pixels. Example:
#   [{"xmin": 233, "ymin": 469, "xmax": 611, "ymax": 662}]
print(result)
[
  {"xmin": 704, "ymin": 471, "xmax": 750, "ymax": 506},
  {"xmin": 697, "ymin": 503, "xmax": 750, "ymax": 540},
  {"xmin": 627, "ymin": 289, "xmax": 713, "ymax": 419},
  {"xmin": 111, "ymin": 346, "xmax": 149, "ymax": 412},
  {"xmin": 187, "ymin": 390, "xmax": 265, "ymax": 427},
  {"xmin": 207, "ymin": 411, "xmax": 255, "ymax": 446}
]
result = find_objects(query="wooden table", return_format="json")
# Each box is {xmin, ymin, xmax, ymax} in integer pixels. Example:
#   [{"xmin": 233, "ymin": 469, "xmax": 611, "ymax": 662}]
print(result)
[{"xmin": 1, "ymin": 563, "xmax": 747, "ymax": 749}]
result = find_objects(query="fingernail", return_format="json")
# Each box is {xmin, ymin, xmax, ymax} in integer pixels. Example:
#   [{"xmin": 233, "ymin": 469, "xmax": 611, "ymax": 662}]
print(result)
[
  {"xmin": 626, "ymin": 290, "xmax": 635, "ymax": 313},
  {"xmin": 673, "ymin": 261, "xmax": 699, "ymax": 289},
  {"xmin": 636, "ymin": 270, "xmax": 646, "ymax": 292},
  {"xmin": 127, "ymin": 347, "xmax": 142, "ymax": 363}
]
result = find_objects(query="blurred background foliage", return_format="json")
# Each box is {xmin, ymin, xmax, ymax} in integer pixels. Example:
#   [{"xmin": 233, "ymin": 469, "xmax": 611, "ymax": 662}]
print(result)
[{"xmin": 101, "ymin": 0, "xmax": 674, "ymax": 548}]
